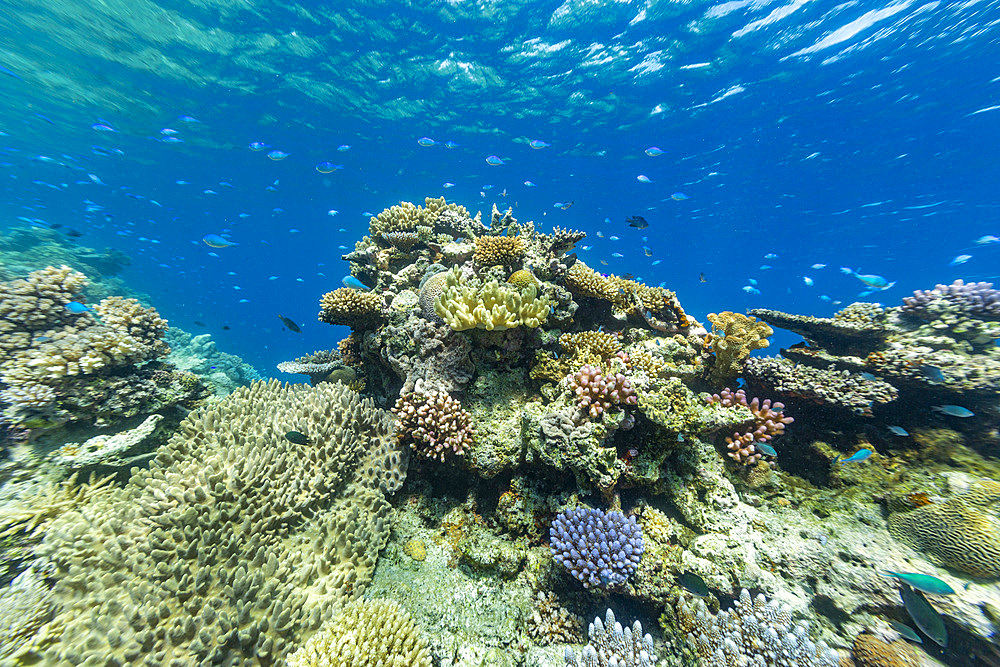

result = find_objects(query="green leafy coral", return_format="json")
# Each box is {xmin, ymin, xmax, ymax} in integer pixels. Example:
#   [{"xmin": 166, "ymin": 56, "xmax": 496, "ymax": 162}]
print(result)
[{"xmin": 433, "ymin": 267, "xmax": 552, "ymax": 331}]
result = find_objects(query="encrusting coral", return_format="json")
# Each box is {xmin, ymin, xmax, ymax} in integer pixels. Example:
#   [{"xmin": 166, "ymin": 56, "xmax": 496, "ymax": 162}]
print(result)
[
  {"xmin": 704, "ymin": 311, "xmax": 773, "ymax": 384},
  {"xmin": 318, "ymin": 287, "xmax": 385, "ymax": 329},
  {"xmin": 22, "ymin": 380, "xmax": 408, "ymax": 664},
  {"xmin": 284, "ymin": 598, "xmax": 431, "ymax": 667},
  {"xmin": 851, "ymin": 633, "xmax": 922, "ymax": 667},
  {"xmin": 392, "ymin": 389, "xmax": 475, "ymax": 461}
]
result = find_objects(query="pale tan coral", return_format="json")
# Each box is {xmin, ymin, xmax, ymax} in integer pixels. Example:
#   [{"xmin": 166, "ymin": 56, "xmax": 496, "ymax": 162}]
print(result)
[
  {"xmin": 32, "ymin": 380, "xmax": 408, "ymax": 665},
  {"xmin": 559, "ymin": 331, "xmax": 622, "ymax": 363},
  {"xmin": 433, "ymin": 267, "xmax": 551, "ymax": 331},
  {"xmin": 705, "ymin": 311, "xmax": 773, "ymax": 383},
  {"xmin": 507, "ymin": 268, "xmax": 540, "ymax": 290},
  {"xmin": 392, "ymin": 389, "xmax": 474, "ymax": 461},
  {"xmin": 93, "ymin": 295, "xmax": 170, "ymax": 357},
  {"xmin": 526, "ymin": 592, "xmax": 582, "ymax": 645},
  {"xmin": 565, "ymin": 261, "xmax": 620, "ymax": 302},
  {"xmin": 319, "ymin": 287, "xmax": 385, "ymax": 329},
  {"xmin": 565, "ymin": 261, "xmax": 691, "ymax": 329},
  {"xmin": 474, "ymin": 233, "xmax": 526, "ymax": 266},
  {"xmin": 285, "ymin": 598, "xmax": 431, "ymax": 667}
]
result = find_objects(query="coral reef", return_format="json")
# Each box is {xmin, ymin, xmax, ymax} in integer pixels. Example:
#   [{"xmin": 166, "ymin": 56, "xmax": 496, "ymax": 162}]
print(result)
[
  {"xmin": 549, "ymin": 507, "xmax": 644, "ymax": 589},
  {"xmin": 17, "ymin": 380, "xmax": 408, "ymax": 664},
  {"xmin": 276, "ymin": 349, "xmax": 355, "ymax": 386},
  {"xmin": 319, "ymin": 287, "xmax": 386, "ymax": 329},
  {"xmin": 901, "ymin": 279, "xmax": 1000, "ymax": 320},
  {"xmin": 474, "ymin": 233, "xmax": 527, "ymax": 266},
  {"xmin": 887, "ymin": 480, "xmax": 1000, "ymax": 578},
  {"xmin": 678, "ymin": 589, "xmax": 840, "ymax": 666},
  {"xmin": 392, "ymin": 390, "xmax": 474, "ymax": 461},
  {"xmin": 564, "ymin": 608, "xmax": 657, "ymax": 667},
  {"xmin": 705, "ymin": 388, "xmax": 793, "ymax": 465},
  {"xmin": 527, "ymin": 592, "xmax": 583, "ymax": 645},
  {"xmin": 704, "ymin": 311, "xmax": 773, "ymax": 384},
  {"xmin": 285, "ymin": 598, "xmax": 431, "ymax": 667}
]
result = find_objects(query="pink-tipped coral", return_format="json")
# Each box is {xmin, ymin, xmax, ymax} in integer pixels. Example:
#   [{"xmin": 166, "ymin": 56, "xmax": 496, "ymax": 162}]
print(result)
[
  {"xmin": 392, "ymin": 390, "xmax": 474, "ymax": 461},
  {"xmin": 568, "ymin": 364, "xmax": 638, "ymax": 419},
  {"xmin": 707, "ymin": 388, "xmax": 793, "ymax": 465}
]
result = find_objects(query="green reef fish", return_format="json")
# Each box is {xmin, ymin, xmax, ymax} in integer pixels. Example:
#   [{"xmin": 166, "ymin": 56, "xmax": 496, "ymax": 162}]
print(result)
[
  {"xmin": 202, "ymin": 233, "xmax": 238, "ymax": 248},
  {"xmin": 678, "ymin": 571, "xmax": 711, "ymax": 597},
  {"xmin": 284, "ymin": 431, "xmax": 309, "ymax": 445},
  {"xmin": 840, "ymin": 267, "xmax": 895, "ymax": 291},
  {"xmin": 887, "ymin": 619, "xmax": 922, "ymax": 644},
  {"xmin": 278, "ymin": 315, "xmax": 302, "ymax": 333},
  {"xmin": 756, "ymin": 442, "xmax": 777, "ymax": 457},
  {"xmin": 341, "ymin": 275, "xmax": 371, "ymax": 290},
  {"xmin": 881, "ymin": 571, "xmax": 956, "ymax": 595},
  {"xmin": 931, "ymin": 404, "xmax": 974, "ymax": 418},
  {"xmin": 900, "ymin": 584, "xmax": 947, "ymax": 647}
]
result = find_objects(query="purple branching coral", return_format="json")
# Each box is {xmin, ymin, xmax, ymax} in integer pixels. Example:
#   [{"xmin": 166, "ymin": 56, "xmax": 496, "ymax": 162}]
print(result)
[
  {"xmin": 706, "ymin": 388, "xmax": 793, "ymax": 465},
  {"xmin": 549, "ymin": 507, "xmax": 644, "ymax": 589},
  {"xmin": 901, "ymin": 279, "xmax": 1000, "ymax": 319},
  {"xmin": 391, "ymin": 390, "xmax": 474, "ymax": 462},
  {"xmin": 568, "ymin": 365, "xmax": 638, "ymax": 419}
]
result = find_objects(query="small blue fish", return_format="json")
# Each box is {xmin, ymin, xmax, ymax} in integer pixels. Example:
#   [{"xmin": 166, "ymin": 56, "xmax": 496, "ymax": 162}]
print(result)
[
  {"xmin": 932, "ymin": 405, "xmax": 974, "ymax": 418},
  {"xmin": 249, "ymin": 141, "xmax": 271, "ymax": 151},
  {"xmin": 267, "ymin": 150, "xmax": 289, "ymax": 160},
  {"xmin": 887, "ymin": 426, "xmax": 909, "ymax": 436},
  {"xmin": 645, "ymin": 146, "xmax": 665, "ymax": 157},
  {"xmin": 485, "ymin": 155, "xmax": 505, "ymax": 166},
  {"xmin": 444, "ymin": 140, "xmax": 460, "ymax": 148},
  {"xmin": 671, "ymin": 192, "xmax": 690, "ymax": 201},
  {"xmin": 528, "ymin": 139, "xmax": 551, "ymax": 149},
  {"xmin": 443, "ymin": 182, "xmax": 455, "ymax": 188},
  {"xmin": 948, "ymin": 254, "xmax": 972, "ymax": 266},
  {"xmin": 757, "ymin": 442, "xmax": 777, "ymax": 457},
  {"xmin": 759, "ymin": 264, "xmax": 772, "ymax": 270},
  {"xmin": 742, "ymin": 286, "xmax": 761, "ymax": 295},
  {"xmin": 841, "ymin": 267, "xmax": 895, "ymax": 290},
  {"xmin": 65, "ymin": 301, "xmax": 91, "ymax": 314},
  {"xmin": 838, "ymin": 448, "xmax": 872, "ymax": 465},
  {"xmin": 636, "ymin": 174, "xmax": 652, "ymax": 183},
  {"xmin": 202, "ymin": 234, "xmax": 238, "ymax": 248},
  {"xmin": 417, "ymin": 137, "xmax": 438, "ymax": 147},
  {"xmin": 918, "ymin": 364, "xmax": 945, "ymax": 383},
  {"xmin": 524, "ymin": 180, "xmax": 537, "ymax": 187},
  {"xmin": 974, "ymin": 235, "xmax": 1000, "ymax": 245},
  {"xmin": 342, "ymin": 275, "xmax": 371, "ymax": 290},
  {"xmin": 337, "ymin": 144, "xmax": 351, "ymax": 151},
  {"xmin": 882, "ymin": 571, "xmax": 955, "ymax": 595},
  {"xmin": 316, "ymin": 162, "xmax": 342, "ymax": 173}
]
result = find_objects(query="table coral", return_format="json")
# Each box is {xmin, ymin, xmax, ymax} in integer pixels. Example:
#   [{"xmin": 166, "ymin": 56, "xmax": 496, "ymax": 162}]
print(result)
[
  {"xmin": 549, "ymin": 507, "xmax": 644, "ymax": 589},
  {"xmin": 29, "ymin": 380, "xmax": 407, "ymax": 665},
  {"xmin": 285, "ymin": 598, "xmax": 431, "ymax": 667},
  {"xmin": 318, "ymin": 287, "xmax": 385, "ymax": 329},
  {"xmin": 392, "ymin": 389, "xmax": 474, "ymax": 461},
  {"xmin": 276, "ymin": 349, "xmax": 347, "ymax": 385},
  {"xmin": 564, "ymin": 608, "xmax": 656, "ymax": 667},
  {"xmin": 704, "ymin": 311, "xmax": 773, "ymax": 384}
]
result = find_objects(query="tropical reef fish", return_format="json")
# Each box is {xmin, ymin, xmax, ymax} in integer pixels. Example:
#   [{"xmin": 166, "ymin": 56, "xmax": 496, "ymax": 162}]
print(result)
[
  {"xmin": 900, "ymin": 584, "xmax": 947, "ymax": 647},
  {"xmin": 65, "ymin": 301, "xmax": 92, "ymax": 314},
  {"xmin": 888, "ymin": 426, "xmax": 910, "ymax": 436},
  {"xmin": 645, "ymin": 146, "xmax": 665, "ymax": 157},
  {"xmin": 918, "ymin": 364, "xmax": 945, "ymax": 383},
  {"xmin": 202, "ymin": 234, "xmax": 238, "ymax": 248},
  {"xmin": 553, "ymin": 202, "xmax": 574, "ymax": 210},
  {"xmin": 811, "ymin": 263, "xmax": 827, "ymax": 269},
  {"xmin": 485, "ymin": 155, "xmax": 505, "ymax": 166},
  {"xmin": 678, "ymin": 571, "xmax": 710, "ymax": 597},
  {"xmin": 974, "ymin": 234, "xmax": 1000, "ymax": 244},
  {"xmin": 267, "ymin": 150, "xmax": 289, "ymax": 160},
  {"xmin": 931, "ymin": 405, "xmax": 973, "ymax": 417},
  {"xmin": 838, "ymin": 448, "xmax": 872, "ymax": 465},
  {"xmin": 636, "ymin": 175, "xmax": 652, "ymax": 183},
  {"xmin": 841, "ymin": 267, "xmax": 895, "ymax": 290},
  {"xmin": 742, "ymin": 286, "xmax": 761, "ymax": 295},
  {"xmin": 881, "ymin": 571, "xmax": 956, "ymax": 595},
  {"xmin": 626, "ymin": 216, "xmax": 649, "ymax": 229},
  {"xmin": 342, "ymin": 275, "xmax": 371, "ymax": 290},
  {"xmin": 284, "ymin": 431, "xmax": 309, "ymax": 445},
  {"xmin": 671, "ymin": 192, "xmax": 690, "ymax": 201},
  {"xmin": 802, "ymin": 276, "xmax": 814, "ymax": 286},
  {"xmin": 278, "ymin": 315, "xmax": 302, "ymax": 333},
  {"xmin": 417, "ymin": 137, "xmax": 438, "ymax": 147},
  {"xmin": 528, "ymin": 139, "xmax": 551, "ymax": 149},
  {"xmin": 948, "ymin": 254, "xmax": 972, "ymax": 266},
  {"xmin": 887, "ymin": 620, "xmax": 922, "ymax": 644}
]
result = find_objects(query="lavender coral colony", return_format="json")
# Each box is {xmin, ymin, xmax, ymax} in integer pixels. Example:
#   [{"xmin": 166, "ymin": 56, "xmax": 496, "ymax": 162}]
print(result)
[
  {"xmin": 550, "ymin": 508, "xmax": 644, "ymax": 589},
  {"xmin": 10, "ymin": 195, "xmax": 1000, "ymax": 666}
]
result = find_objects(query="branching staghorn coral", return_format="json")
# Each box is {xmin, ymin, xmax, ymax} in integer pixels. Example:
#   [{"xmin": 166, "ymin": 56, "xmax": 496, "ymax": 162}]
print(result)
[
  {"xmin": 433, "ymin": 267, "xmax": 552, "ymax": 331},
  {"xmin": 392, "ymin": 389, "xmax": 474, "ymax": 461},
  {"xmin": 678, "ymin": 589, "xmax": 839, "ymax": 666},
  {"xmin": 704, "ymin": 311, "xmax": 773, "ymax": 384},
  {"xmin": 706, "ymin": 388, "xmax": 793, "ymax": 465}
]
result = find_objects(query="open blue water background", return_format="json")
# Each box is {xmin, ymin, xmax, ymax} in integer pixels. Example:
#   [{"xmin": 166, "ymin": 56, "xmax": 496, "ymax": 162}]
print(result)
[{"xmin": 1, "ymin": 0, "xmax": 998, "ymax": 374}]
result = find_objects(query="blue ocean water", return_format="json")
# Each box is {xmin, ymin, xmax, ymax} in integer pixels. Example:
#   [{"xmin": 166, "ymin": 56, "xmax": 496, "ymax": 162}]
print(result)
[{"xmin": 1, "ymin": 0, "xmax": 998, "ymax": 374}]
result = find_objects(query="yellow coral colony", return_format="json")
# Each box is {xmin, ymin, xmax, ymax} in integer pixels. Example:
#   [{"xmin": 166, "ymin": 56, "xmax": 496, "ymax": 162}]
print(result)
[
  {"xmin": 434, "ymin": 267, "xmax": 551, "ymax": 331},
  {"xmin": 473, "ymin": 233, "xmax": 526, "ymax": 266},
  {"xmin": 319, "ymin": 287, "xmax": 385, "ymax": 329},
  {"xmin": 705, "ymin": 311, "xmax": 773, "ymax": 383}
]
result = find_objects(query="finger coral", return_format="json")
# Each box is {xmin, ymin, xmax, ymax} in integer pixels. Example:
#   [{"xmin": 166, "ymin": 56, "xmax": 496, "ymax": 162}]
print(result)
[
  {"xmin": 678, "ymin": 589, "xmax": 839, "ymax": 666},
  {"xmin": 549, "ymin": 507, "xmax": 644, "ymax": 589},
  {"xmin": 705, "ymin": 311, "xmax": 772, "ymax": 383},
  {"xmin": 31, "ymin": 380, "xmax": 408, "ymax": 664},
  {"xmin": 392, "ymin": 389, "xmax": 474, "ymax": 461},
  {"xmin": 433, "ymin": 267, "xmax": 552, "ymax": 331},
  {"xmin": 319, "ymin": 287, "xmax": 385, "ymax": 329},
  {"xmin": 564, "ymin": 608, "xmax": 656, "ymax": 667},
  {"xmin": 706, "ymin": 387, "xmax": 793, "ymax": 465},
  {"xmin": 568, "ymin": 364, "xmax": 637, "ymax": 419},
  {"xmin": 285, "ymin": 598, "xmax": 431, "ymax": 667}
]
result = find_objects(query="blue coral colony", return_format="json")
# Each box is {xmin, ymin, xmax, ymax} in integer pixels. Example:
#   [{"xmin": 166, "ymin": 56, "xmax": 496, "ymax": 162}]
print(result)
[{"xmin": 2, "ymin": 4, "xmax": 1000, "ymax": 665}]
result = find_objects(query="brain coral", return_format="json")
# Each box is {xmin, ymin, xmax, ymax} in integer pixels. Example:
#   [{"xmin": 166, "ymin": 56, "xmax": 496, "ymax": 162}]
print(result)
[
  {"xmin": 31, "ymin": 380, "xmax": 408, "ymax": 664},
  {"xmin": 285, "ymin": 598, "xmax": 431, "ymax": 667},
  {"xmin": 319, "ymin": 287, "xmax": 385, "ymax": 329},
  {"xmin": 887, "ymin": 481, "xmax": 1000, "ymax": 578}
]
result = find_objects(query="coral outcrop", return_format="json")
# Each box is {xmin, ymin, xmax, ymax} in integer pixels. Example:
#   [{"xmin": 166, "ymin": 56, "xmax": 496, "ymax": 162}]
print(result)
[
  {"xmin": 704, "ymin": 311, "xmax": 773, "ymax": 384},
  {"xmin": 433, "ymin": 267, "xmax": 552, "ymax": 331},
  {"xmin": 22, "ymin": 380, "xmax": 408, "ymax": 664},
  {"xmin": 568, "ymin": 364, "xmax": 638, "ymax": 419},
  {"xmin": 319, "ymin": 287, "xmax": 385, "ymax": 329}
]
